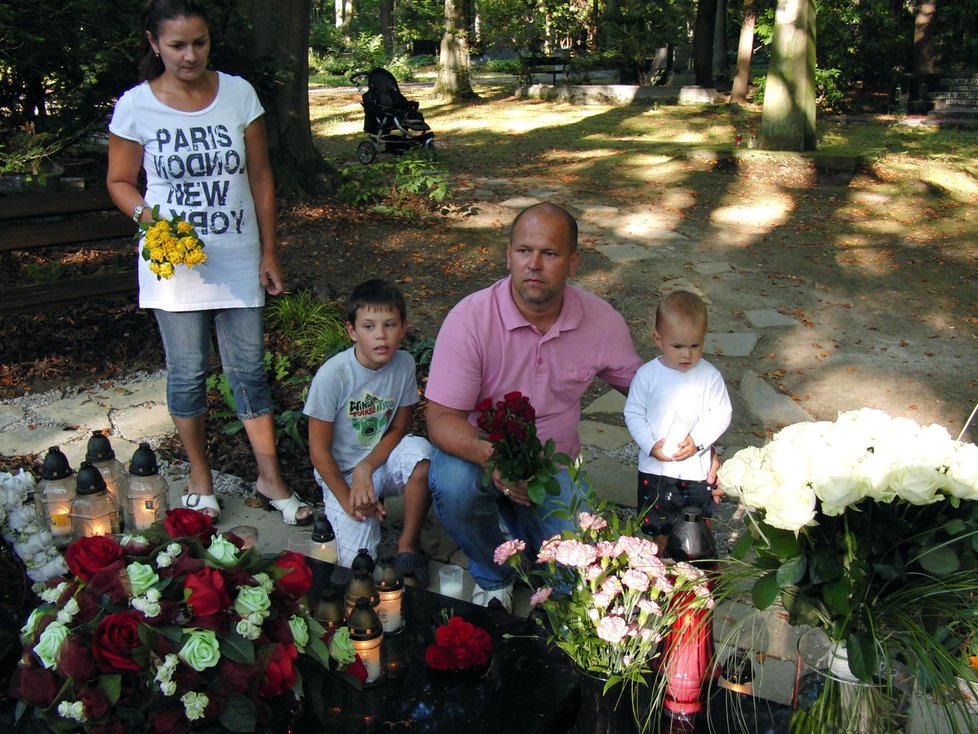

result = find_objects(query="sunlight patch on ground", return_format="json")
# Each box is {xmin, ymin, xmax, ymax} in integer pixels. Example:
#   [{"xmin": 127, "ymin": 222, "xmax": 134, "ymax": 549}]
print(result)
[
  {"xmin": 922, "ymin": 169, "xmax": 978, "ymax": 203},
  {"xmin": 620, "ymin": 157, "xmax": 687, "ymax": 183},
  {"xmin": 709, "ymin": 198, "xmax": 793, "ymax": 230},
  {"xmin": 854, "ymin": 219, "xmax": 908, "ymax": 236}
]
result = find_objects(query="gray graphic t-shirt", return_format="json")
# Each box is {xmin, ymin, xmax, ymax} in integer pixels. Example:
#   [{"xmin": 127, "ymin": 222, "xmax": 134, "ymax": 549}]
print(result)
[{"xmin": 303, "ymin": 347, "xmax": 419, "ymax": 473}]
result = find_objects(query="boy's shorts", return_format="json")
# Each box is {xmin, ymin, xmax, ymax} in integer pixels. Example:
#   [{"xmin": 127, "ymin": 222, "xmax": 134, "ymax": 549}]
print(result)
[
  {"xmin": 637, "ymin": 471, "xmax": 715, "ymax": 537},
  {"xmin": 318, "ymin": 434, "xmax": 432, "ymax": 567}
]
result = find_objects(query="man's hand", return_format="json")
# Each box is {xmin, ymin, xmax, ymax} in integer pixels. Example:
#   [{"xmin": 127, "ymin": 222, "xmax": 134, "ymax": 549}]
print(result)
[{"xmin": 492, "ymin": 469, "xmax": 532, "ymax": 507}]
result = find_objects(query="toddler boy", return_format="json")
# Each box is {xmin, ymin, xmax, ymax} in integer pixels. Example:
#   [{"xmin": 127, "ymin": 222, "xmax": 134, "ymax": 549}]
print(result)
[
  {"xmin": 623, "ymin": 290, "xmax": 731, "ymax": 546},
  {"xmin": 304, "ymin": 280, "xmax": 432, "ymax": 586}
]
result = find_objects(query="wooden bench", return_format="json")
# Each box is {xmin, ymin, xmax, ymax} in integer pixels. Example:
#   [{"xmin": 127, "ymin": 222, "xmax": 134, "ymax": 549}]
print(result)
[
  {"xmin": 0, "ymin": 188, "xmax": 138, "ymax": 313},
  {"xmin": 523, "ymin": 56, "xmax": 570, "ymax": 85}
]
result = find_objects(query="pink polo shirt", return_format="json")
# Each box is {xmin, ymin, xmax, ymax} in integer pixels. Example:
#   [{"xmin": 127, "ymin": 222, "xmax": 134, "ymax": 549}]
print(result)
[{"xmin": 425, "ymin": 276, "xmax": 642, "ymax": 458}]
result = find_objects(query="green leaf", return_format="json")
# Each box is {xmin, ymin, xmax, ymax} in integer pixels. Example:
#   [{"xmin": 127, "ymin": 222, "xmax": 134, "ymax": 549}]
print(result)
[
  {"xmin": 845, "ymin": 631, "xmax": 878, "ymax": 684},
  {"xmin": 730, "ymin": 532, "xmax": 754, "ymax": 561},
  {"xmin": 776, "ymin": 554, "xmax": 807, "ymax": 587},
  {"xmin": 220, "ymin": 695, "xmax": 257, "ymax": 733},
  {"xmin": 527, "ymin": 481, "xmax": 546, "ymax": 505},
  {"xmin": 98, "ymin": 674, "xmax": 122, "ymax": 705},
  {"xmin": 807, "ymin": 547, "xmax": 844, "ymax": 584},
  {"xmin": 552, "ymin": 452, "xmax": 573, "ymax": 467},
  {"xmin": 751, "ymin": 572, "xmax": 780, "ymax": 609},
  {"xmin": 821, "ymin": 576, "xmax": 851, "ymax": 617},
  {"xmin": 918, "ymin": 544, "xmax": 961, "ymax": 575},
  {"xmin": 945, "ymin": 518, "xmax": 967, "ymax": 536},
  {"xmin": 763, "ymin": 527, "xmax": 802, "ymax": 559},
  {"xmin": 219, "ymin": 630, "xmax": 256, "ymax": 665}
]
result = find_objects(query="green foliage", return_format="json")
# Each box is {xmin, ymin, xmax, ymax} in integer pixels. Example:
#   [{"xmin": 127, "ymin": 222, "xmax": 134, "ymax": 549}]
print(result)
[
  {"xmin": 407, "ymin": 54, "xmax": 438, "ymax": 68},
  {"xmin": 482, "ymin": 58, "xmax": 522, "ymax": 74},
  {"xmin": 265, "ymin": 290, "xmax": 350, "ymax": 369},
  {"xmin": 338, "ymin": 152, "xmax": 451, "ymax": 215},
  {"xmin": 395, "ymin": 0, "xmax": 442, "ymax": 49}
]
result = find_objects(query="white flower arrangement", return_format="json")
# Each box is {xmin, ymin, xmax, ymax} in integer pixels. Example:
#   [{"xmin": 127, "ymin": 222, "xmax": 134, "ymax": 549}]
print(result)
[{"xmin": 0, "ymin": 470, "xmax": 68, "ymax": 585}]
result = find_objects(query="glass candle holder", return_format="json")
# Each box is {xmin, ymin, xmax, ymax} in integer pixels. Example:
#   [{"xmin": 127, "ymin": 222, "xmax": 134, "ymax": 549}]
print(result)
[
  {"xmin": 36, "ymin": 446, "xmax": 75, "ymax": 546},
  {"xmin": 348, "ymin": 597, "xmax": 384, "ymax": 686},
  {"xmin": 70, "ymin": 462, "xmax": 119, "ymax": 538},
  {"xmin": 373, "ymin": 558, "xmax": 404, "ymax": 634}
]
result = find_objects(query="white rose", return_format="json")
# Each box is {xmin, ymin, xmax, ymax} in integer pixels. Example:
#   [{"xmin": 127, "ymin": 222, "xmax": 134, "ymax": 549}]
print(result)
[
  {"xmin": 890, "ymin": 463, "xmax": 943, "ymax": 505},
  {"xmin": 945, "ymin": 443, "xmax": 978, "ymax": 501},
  {"xmin": 738, "ymin": 465, "xmax": 782, "ymax": 511},
  {"xmin": 6, "ymin": 506, "xmax": 40, "ymax": 535},
  {"xmin": 717, "ymin": 446, "xmax": 766, "ymax": 496},
  {"xmin": 760, "ymin": 481, "xmax": 817, "ymax": 532},
  {"xmin": 814, "ymin": 474, "xmax": 865, "ymax": 516}
]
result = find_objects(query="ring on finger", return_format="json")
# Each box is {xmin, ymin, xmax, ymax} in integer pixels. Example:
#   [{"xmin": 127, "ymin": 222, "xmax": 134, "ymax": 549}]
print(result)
[{"xmin": 502, "ymin": 487, "xmax": 511, "ymax": 496}]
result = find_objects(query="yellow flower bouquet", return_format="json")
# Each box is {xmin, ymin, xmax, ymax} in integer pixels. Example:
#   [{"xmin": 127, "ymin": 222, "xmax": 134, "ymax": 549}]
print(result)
[{"xmin": 137, "ymin": 205, "xmax": 207, "ymax": 280}]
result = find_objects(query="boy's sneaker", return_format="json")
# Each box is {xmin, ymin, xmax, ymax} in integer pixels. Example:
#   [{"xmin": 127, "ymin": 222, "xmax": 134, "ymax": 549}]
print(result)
[{"xmin": 471, "ymin": 582, "xmax": 514, "ymax": 613}]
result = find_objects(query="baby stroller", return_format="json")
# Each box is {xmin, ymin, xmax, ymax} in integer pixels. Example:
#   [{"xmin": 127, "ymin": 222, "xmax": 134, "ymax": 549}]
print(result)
[{"xmin": 352, "ymin": 68, "xmax": 435, "ymax": 164}]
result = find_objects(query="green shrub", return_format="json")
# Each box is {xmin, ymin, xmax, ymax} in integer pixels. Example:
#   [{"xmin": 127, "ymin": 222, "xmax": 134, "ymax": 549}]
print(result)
[
  {"xmin": 266, "ymin": 291, "xmax": 350, "ymax": 369},
  {"xmin": 483, "ymin": 58, "xmax": 521, "ymax": 74}
]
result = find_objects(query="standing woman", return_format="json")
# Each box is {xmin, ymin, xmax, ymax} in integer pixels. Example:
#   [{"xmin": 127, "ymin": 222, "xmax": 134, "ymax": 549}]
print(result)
[{"xmin": 106, "ymin": 0, "xmax": 311, "ymax": 525}]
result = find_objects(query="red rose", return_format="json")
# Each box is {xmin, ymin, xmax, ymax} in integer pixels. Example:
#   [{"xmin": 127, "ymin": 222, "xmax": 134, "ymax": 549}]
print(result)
[
  {"xmin": 89, "ymin": 722, "xmax": 125, "ymax": 734},
  {"xmin": 87, "ymin": 564, "xmax": 128, "ymax": 605},
  {"xmin": 57, "ymin": 635, "xmax": 97, "ymax": 681},
  {"xmin": 65, "ymin": 535, "xmax": 123, "ymax": 582},
  {"xmin": 150, "ymin": 706, "xmax": 190, "ymax": 734},
  {"xmin": 163, "ymin": 508, "xmax": 215, "ymax": 544},
  {"xmin": 79, "ymin": 687, "xmax": 111, "ymax": 719},
  {"xmin": 258, "ymin": 643, "xmax": 298, "ymax": 697},
  {"xmin": 219, "ymin": 658, "xmax": 261, "ymax": 695},
  {"xmin": 93, "ymin": 610, "xmax": 144, "ymax": 671},
  {"xmin": 272, "ymin": 552, "xmax": 312, "ymax": 599},
  {"xmin": 8, "ymin": 662, "xmax": 60, "ymax": 707},
  {"xmin": 184, "ymin": 567, "xmax": 231, "ymax": 617}
]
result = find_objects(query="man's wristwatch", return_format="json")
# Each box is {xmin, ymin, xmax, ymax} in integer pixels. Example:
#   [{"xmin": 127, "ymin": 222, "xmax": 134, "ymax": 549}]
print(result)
[{"xmin": 132, "ymin": 204, "xmax": 148, "ymax": 223}]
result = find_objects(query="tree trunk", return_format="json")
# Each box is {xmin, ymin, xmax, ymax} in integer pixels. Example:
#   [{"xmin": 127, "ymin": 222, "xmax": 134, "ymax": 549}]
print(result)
[
  {"xmin": 434, "ymin": 0, "xmax": 478, "ymax": 100},
  {"xmin": 759, "ymin": 0, "xmax": 816, "ymax": 151},
  {"xmin": 693, "ymin": 0, "xmax": 718, "ymax": 87},
  {"xmin": 335, "ymin": 0, "xmax": 353, "ymax": 37},
  {"xmin": 380, "ymin": 0, "xmax": 395, "ymax": 54},
  {"xmin": 912, "ymin": 1, "xmax": 936, "ymax": 100},
  {"xmin": 235, "ymin": 0, "xmax": 337, "ymax": 196},
  {"xmin": 713, "ymin": 0, "xmax": 728, "ymax": 82},
  {"xmin": 730, "ymin": 0, "xmax": 756, "ymax": 104}
]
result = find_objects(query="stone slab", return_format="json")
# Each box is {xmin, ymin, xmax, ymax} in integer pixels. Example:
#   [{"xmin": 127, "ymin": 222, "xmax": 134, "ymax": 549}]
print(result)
[
  {"xmin": 705, "ymin": 332, "xmax": 759, "ymax": 357},
  {"xmin": 34, "ymin": 397, "xmax": 111, "ymax": 432},
  {"xmin": 87, "ymin": 378, "xmax": 167, "ymax": 410},
  {"xmin": 693, "ymin": 261, "xmax": 733, "ymax": 276},
  {"xmin": 574, "ymin": 204, "xmax": 620, "ymax": 219},
  {"xmin": 744, "ymin": 309, "xmax": 801, "ymax": 329},
  {"xmin": 0, "ymin": 425, "xmax": 78, "ymax": 459},
  {"xmin": 584, "ymin": 455, "xmax": 636, "ymax": 508},
  {"xmin": 739, "ymin": 370, "xmax": 814, "ymax": 429},
  {"xmin": 498, "ymin": 196, "xmax": 543, "ymax": 209},
  {"xmin": 0, "ymin": 405, "xmax": 24, "ymax": 430},
  {"xmin": 595, "ymin": 242, "xmax": 656, "ymax": 263},
  {"xmin": 640, "ymin": 229, "xmax": 688, "ymax": 243},
  {"xmin": 112, "ymin": 403, "xmax": 176, "ymax": 442},
  {"xmin": 525, "ymin": 189, "xmax": 561, "ymax": 199},
  {"xmin": 583, "ymin": 390, "xmax": 627, "ymax": 416},
  {"xmin": 578, "ymin": 420, "xmax": 633, "ymax": 452},
  {"xmin": 658, "ymin": 278, "xmax": 709, "ymax": 301}
]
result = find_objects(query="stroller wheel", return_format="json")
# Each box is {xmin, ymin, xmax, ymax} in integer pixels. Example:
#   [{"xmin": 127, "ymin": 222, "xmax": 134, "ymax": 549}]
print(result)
[
  {"xmin": 356, "ymin": 141, "xmax": 377, "ymax": 164},
  {"xmin": 421, "ymin": 138, "xmax": 436, "ymax": 162}
]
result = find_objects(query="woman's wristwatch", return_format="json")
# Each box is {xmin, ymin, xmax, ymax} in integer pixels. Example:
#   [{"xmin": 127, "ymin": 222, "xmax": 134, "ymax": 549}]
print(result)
[{"xmin": 132, "ymin": 203, "xmax": 148, "ymax": 223}]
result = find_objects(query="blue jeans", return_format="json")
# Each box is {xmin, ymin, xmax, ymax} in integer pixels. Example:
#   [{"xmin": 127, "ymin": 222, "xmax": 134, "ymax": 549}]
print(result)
[
  {"xmin": 428, "ymin": 448, "xmax": 587, "ymax": 590},
  {"xmin": 153, "ymin": 308, "xmax": 272, "ymax": 420}
]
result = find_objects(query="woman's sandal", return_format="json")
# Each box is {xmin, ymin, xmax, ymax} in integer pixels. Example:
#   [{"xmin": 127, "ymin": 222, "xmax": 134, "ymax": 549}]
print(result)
[
  {"xmin": 181, "ymin": 492, "xmax": 221, "ymax": 521},
  {"xmin": 259, "ymin": 492, "xmax": 313, "ymax": 526}
]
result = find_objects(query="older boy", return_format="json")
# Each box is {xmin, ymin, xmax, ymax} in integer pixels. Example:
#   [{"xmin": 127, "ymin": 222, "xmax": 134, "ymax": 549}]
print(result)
[{"xmin": 304, "ymin": 280, "xmax": 432, "ymax": 586}]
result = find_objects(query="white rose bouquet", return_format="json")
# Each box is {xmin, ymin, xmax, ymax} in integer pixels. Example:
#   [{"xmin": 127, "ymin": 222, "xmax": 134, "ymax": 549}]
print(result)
[{"xmin": 717, "ymin": 409, "xmax": 978, "ymax": 729}]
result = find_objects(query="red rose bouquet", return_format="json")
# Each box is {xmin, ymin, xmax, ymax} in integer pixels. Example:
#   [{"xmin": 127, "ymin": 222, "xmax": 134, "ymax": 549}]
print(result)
[
  {"xmin": 424, "ymin": 615, "xmax": 493, "ymax": 672},
  {"xmin": 10, "ymin": 508, "xmax": 364, "ymax": 734},
  {"xmin": 475, "ymin": 391, "xmax": 572, "ymax": 504}
]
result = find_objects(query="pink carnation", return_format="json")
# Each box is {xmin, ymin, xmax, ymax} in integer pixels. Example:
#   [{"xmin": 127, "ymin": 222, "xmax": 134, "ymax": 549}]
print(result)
[
  {"xmin": 577, "ymin": 512, "xmax": 608, "ymax": 532},
  {"xmin": 584, "ymin": 563, "xmax": 604, "ymax": 582},
  {"xmin": 595, "ymin": 540, "xmax": 619, "ymax": 558},
  {"xmin": 592, "ymin": 591, "xmax": 613, "ymax": 608},
  {"xmin": 536, "ymin": 535, "xmax": 562, "ymax": 564},
  {"xmin": 601, "ymin": 575, "xmax": 623, "ymax": 598},
  {"xmin": 629, "ymin": 554, "xmax": 667, "ymax": 578},
  {"xmin": 493, "ymin": 539, "xmax": 526, "ymax": 565},
  {"xmin": 596, "ymin": 615, "xmax": 629, "ymax": 644},
  {"xmin": 638, "ymin": 598, "xmax": 663, "ymax": 617},
  {"xmin": 621, "ymin": 569, "xmax": 650, "ymax": 593},
  {"xmin": 529, "ymin": 587, "xmax": 553, "ymax": 607},
  {"xmin": 554, "ymin": 539, "xmax": 597, "ymax": 568}
]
